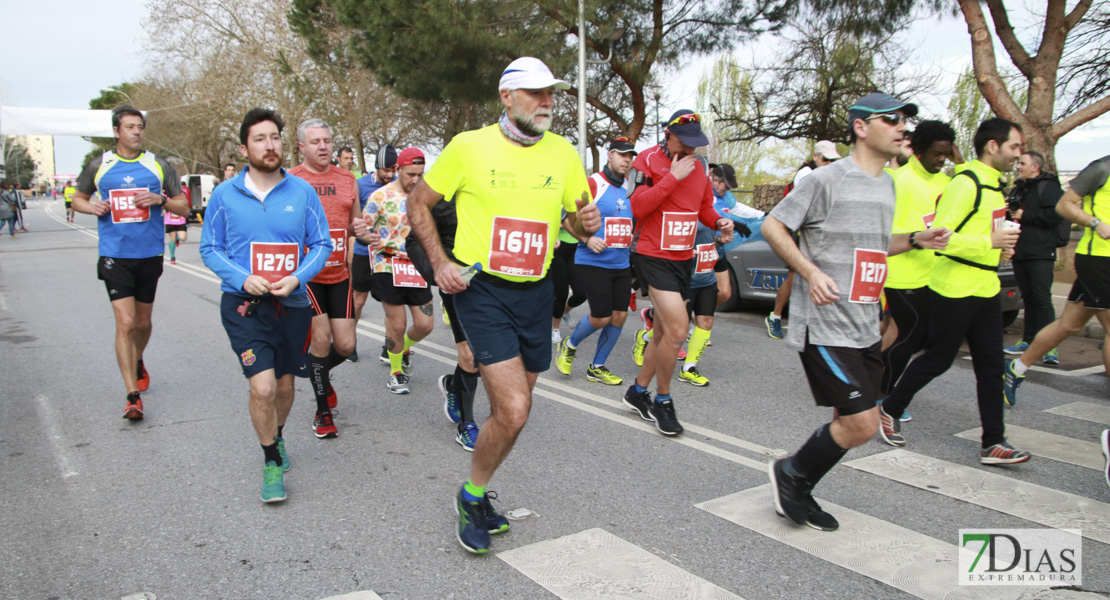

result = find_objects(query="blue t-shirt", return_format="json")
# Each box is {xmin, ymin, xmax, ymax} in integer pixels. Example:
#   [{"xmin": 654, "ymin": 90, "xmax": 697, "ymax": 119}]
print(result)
[
  {"xmin": 354, "ymin": 172, "xmax": 392, "ymax": 256},
  {"xmin": 575, "ymin": 170, "xmax": 632, "ymax": 270},
  {"xmin": 713, "ymin": 189, "xmax": 737, "ymax": 217}
]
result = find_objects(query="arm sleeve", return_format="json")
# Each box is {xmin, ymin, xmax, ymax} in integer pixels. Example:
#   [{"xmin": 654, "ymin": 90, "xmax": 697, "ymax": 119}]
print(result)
[
  {"xmin": 75, "ymin": 157, "xmax": 101, "ymax": 196},
  {"xmin": 935, "ymin": 175, "xmax": 991, "ymax": 258},
  {"xmin": 199, "ymin": 189, "xmax": 251, "ymax": 292},
  {"xmin": 1021, "ymin": 180, "xmax": 1064, "ymax": 227},
  {"xmin": 293, "ymin": 191, "xmax": 332, "ymax": 284}
]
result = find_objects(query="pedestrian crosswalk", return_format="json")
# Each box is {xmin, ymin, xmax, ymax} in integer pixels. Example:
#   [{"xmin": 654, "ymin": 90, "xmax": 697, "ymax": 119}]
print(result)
[
  {"xmin": 1045, "ymin": 402, "xmax": 1110, "ymax": 426},
  {"xmin": 955, "ymin": 424, "xmax": 1104, "ymax": 470}
]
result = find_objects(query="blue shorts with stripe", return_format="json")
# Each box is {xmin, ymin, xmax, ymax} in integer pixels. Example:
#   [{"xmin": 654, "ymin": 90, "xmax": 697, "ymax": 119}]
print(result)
[{"xmin": 798, "ymin": 335, "xmax": 882, "ymax": 416}]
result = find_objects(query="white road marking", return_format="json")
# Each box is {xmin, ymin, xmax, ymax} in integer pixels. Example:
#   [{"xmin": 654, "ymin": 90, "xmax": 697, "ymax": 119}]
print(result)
[
  {"xmin": 318, "ymin": 592, "xmax": 384, "ymax": 600},
  {"xmin": 35, "ymin": 394, "xmax": 79, "ymax": 479},
  {"xmin": 962, "ymin": 355, "xmax": 1105, "ymax": 377},
  {"xmin": 845, "ymin": 449, "xmax": 1110, "ymax": 544},
  {"xmin": 954, "ymin": 425, "xmax": 1103, "ymax": 470},
  {"xmin": 1045, "ymin": 402, "xmax": 1110, "ymax": 426},
  {"xmin": 0, "ymin": 292, "xmax": 7, "ymax": 310},
  {"xmin": 499, "ymin": 528, "xmax": 745, "ymax": 600}
]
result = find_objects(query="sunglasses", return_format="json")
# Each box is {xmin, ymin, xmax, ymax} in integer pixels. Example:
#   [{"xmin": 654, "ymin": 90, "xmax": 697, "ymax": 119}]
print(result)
[
  {"xmin": 865, "ymin": 112, "xmax": 910, "ymax": 125},
  {"xmin": 668, "ymin": 113, "xmax": 701, "ymax": 127}
]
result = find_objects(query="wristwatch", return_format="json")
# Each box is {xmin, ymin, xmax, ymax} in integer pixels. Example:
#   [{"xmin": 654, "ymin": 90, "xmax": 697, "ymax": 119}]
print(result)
[
  {"xmin": 909, "ymin": 231, "xmax": 923, "ymax": 250},
  {"xmin": 1090, "ymin": 219, "xmax": 1102, "ymax": 229},
  {"xmin": 159, "ymin": 196, "xmax": 168, "ymax": 207}
]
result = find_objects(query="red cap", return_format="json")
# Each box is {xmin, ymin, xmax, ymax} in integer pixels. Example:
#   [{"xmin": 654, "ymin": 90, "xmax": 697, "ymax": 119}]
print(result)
[{"xmin": 397, "ymin": 147, "xmax": 425, "ymax": 166}]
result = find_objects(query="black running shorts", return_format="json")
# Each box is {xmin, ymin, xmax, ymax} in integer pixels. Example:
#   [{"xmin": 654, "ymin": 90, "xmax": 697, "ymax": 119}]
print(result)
[
  {"xmin": 573, "ymin": 264, "xmax": 632, "ymax": 319},
  {"xmin": 686, "ymin": 283, "xmax": 718, "ymax": 317},
  {"xmin": 1068, "ymin": 254, "xmax": 1110, "ymax": 310},
  {"xmin": 439, "ymin": 290, "xmax": 467, "ymax": 344},
  {"xmin": 632, "ymin": 253, "xmax": 693, "ymax": 295},
  {"xmin": 370, "ymin": 272, "xmax": 434, "ymax": 306},
  {"xmin": 454, "ymin": 276, "xmax": 552, "ymax": 372},
  {"xmin": 350, "ymin": 254, "xmax": 374, "ymax": 293},
  {"xmin": 220, "ymin": 293, "xmax": 312, "ymax": 379},
  {"xmin": 98, "ymin": 256, "xmax": 163, "ymax": 303},
  {"xmin": 798, "ymin": 336, "xmax": 882, "ymax": 416},
  {"xmin": 306, "ymin": 279, "xmax": 355, "ymax": 319}
]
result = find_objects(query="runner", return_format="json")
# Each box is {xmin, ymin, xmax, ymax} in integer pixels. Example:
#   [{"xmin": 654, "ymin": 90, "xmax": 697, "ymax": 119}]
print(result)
[
  {"xmin": 407, "ymin": 56, "xmax": 599, "ymax": 554},
  {"xmin": 1004, "ymin": 153, "xmax": 1110, "ymax": 404},
  {"xmin": 69, "ymin": 104, "xmax": 191, "ymax": 419},
  {"xmin": 878, "ymin": 118, "xmax": 1031, "ymax": 466},
  {"xmin": 365, "ymin": 147, "xmax": 434, "ymax": 394},
  {"xmin": 288, "ymin": 118, "xmax": 365, "ymax": 439},
  {"xmin": 64, "ymin": 180, "xmax": 77, "ymax": 222},
  {"xmin": 352, "ymin": 145, "xmax": 398, "ymax": 363},
  {"xmin": 199, "ymin": 108, "xmax": 331, "ymax": 502},
  {"xmin": 623, "ymin": 109, "xmax": 736, "ymax": 437},
  {"xmin": 223, "ymin": 163, "xmax": 237, "ymax": 182},
  {"xmin": 676, "ymin": 218, "xmax": 726, "ymax": 386},
  {"xmin": 763, "ymin": 92, "xmax": 950, "ymax": 531},
  {"xmin": 555, "ymin": 137, "xmax": 637, "ymax": 385},
  {"xmin": 165, "ymin": 187, "xmax": 189, "ymax": 264}
]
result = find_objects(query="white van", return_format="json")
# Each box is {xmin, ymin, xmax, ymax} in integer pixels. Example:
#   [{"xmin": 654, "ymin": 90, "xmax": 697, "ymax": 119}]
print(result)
[{"xmin": 180, "ymin": 174, "xmax": 217, "ymax": 222}]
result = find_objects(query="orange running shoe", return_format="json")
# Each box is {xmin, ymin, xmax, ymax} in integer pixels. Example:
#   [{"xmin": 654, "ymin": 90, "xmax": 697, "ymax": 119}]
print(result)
[{"xmin": 123, "ymin": 392, "xmax": 144, "ymax": 420}]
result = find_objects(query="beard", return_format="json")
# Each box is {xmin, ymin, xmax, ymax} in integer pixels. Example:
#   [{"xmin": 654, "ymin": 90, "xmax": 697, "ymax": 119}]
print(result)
[
  {"xmin": 509, "ymin": 103, "xmax": 552, "ymax": 137},
  {"xmin": 248, "ymin": 152, "xmax": 282, "ymax": 174}
]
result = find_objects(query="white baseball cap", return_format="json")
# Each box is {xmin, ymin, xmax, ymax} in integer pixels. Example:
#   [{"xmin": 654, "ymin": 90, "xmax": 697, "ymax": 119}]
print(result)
[
  {"xmin": 814, "ymin": 140, "xmax": 841, "ymax": 160},
  {"xmin": 499, "ymin": 57, "xmax": 570, "ymax": 91}
]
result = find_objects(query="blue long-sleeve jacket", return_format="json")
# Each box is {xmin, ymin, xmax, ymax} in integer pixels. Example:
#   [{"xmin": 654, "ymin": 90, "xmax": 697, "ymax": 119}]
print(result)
[{"xmin": 200, "ymin": 168, "xmax": 331, "ymax": 306}]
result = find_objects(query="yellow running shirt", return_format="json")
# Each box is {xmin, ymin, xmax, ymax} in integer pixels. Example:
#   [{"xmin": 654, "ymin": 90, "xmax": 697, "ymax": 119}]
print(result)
[
  {"xmin": 422, "ymin": 124, "xmax": 589, "ymax": 283},
  {"xmin": 887, "ymin": 155, "xmax": 950, "ymax": 289},
  {"xmin": 930, "ymin": 160, "xmax": 1006, "ymax": 299}
]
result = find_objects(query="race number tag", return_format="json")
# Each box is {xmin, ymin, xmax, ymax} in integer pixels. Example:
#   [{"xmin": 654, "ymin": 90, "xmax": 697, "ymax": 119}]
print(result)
[
  {"xmin": 604, "ymin": 217, "xmax": 633, "ymax": 248},
  {"xmin": 391, "ymin": 258, "xmax": 427, "ymax": 288},
  {"xmin": 327, "ymin": 229, "xmax": 347, "ymax": 267},
  {"xmin": 251, "ymin": 242, "xmax": 299, "ymax": 284},
  {"xmin": 108, "ymin": 189, "xmax": 150, "ymax": 223},
  {"xmin": 849, "ymin": 248, "xmax": 887, "ymax": 304},
  {"xmin": 991, "ymin": 207, "xmax": 1008, "ymax": 232},
  {"xmin": 921, "ymin": 212, "xmax": 936, "ymax": 228},
  {"xmin": 488, "ymin": 216, "xmax": 548, "ymax": 277},
  {"xmin": 660, "ymin": 212, "xmax": 697, "ymax": 251},
  {"xmin": 694, "ymin": 243, "xmax": 718, "ymax": 274}
]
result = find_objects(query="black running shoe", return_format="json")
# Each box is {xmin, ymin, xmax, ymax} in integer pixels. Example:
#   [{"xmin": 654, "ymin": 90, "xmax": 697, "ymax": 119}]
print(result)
[
  {"xmin": 768, "ymin": 458, "xmax": 810, "ymax": 526},
  {"xmin": 648, "ymin": 399, "xmax": 683, "ymax": 436},
  {"xmin": 801, "ymin": 494, "xmax": 839, "ymax": 531},
  {"xmin": 622, "ymin": 385, "xmax": 653, "ymax": 421}
]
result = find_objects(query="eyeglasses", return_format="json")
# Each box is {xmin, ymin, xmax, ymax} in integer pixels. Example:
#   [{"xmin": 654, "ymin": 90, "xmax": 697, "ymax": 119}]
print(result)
[
  {"xmin": 865, "ymin": 112, "xmax": 910, "ymax": 126},
  {"xmin": 668, "ymin": 113, "xmax": 701, "ymax": 127}
]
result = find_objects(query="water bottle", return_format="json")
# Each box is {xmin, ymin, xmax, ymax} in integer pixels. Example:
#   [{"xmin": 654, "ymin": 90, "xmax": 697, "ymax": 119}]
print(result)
[{"xmin": 458, "ymin": 262, "xmax": 482, "ymax": 282}]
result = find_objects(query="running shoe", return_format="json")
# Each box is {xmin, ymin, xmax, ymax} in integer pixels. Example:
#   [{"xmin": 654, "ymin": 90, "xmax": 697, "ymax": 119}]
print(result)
[
  {"xmin": 900, "ymin": 410, "xmax": 913, "ymax": 423},
  {"xmin": 649, "ymin": 399, "xmax": 684, "ymax": 436},
  {"xmin": 455, "ymin": 488, "xmax": 491, "ymax": 553},
  {"xmin": 136, "ymin": 360, "xmax": 150, "ymax": 392},
  {"xmin": 388, "ymin": 372, "xmax": 410, "ymax": 394},
  {"xmin": 767, "ymin": 458, "xmax": 809, "ymax": 526},
  {"xmin": 766, "ymin": 313, "xmax": 783, "ymax": 339},
  {"xmin": 551, "ymin": 328, "xmax": 562, "ymax": 344},
  {"xmin": 169, "ymin": 259, "xmax": 177, "ymax": 265},
  {"xmin": 326, "ymin": 384, "xmax": 337, "ymax": 410},
  {"xmin": 379, "ymin": 345, "xmax": 390, "ymax": 364},
  {"xmin": 443, "ymin": 309, "xmax": 451, "ymax": 326},
  {"xmin": 878, "ymin": 404, "xmax": 905, "ymax": 447},
  {"xmin": 261, "ymin": 461, "xmax": 286, "ymax": 503},
  {"xmin": 980, "ymin": 441, "xmax": 1031, "ymax": 465},
  {"xmin": 1003, "ymin": 359, "xmax": 1024, "ymax": 407},
  {"xmin": 631, "ymin": 328, "xmax": 647, "ymax": 366},
  {"xmin": 679, "ymin": 367, "xmax": 709, "ymax": 386},
  {"xmin": 555, "ymin": 338, "xmax": 576, "ymax": 375},
  {"xmin": 586, "ymin": 364, "xmax": 622, "ymax": 385},
  {"xmin": 122, "ymin": 391, "xmax": 143, "ymax": 421},
  {"xmin": 277, "ymin": 437, "xmax": 291, "ymax": 472},
  {"xmin": 456, "ymin": 421, "xmax": 479, "ymax": 452},
  {"xmin": 1100, "ymin": 429, "xmax": 1109, "ymax": 492},
  {"xmin": 1042, "ymin": 348, "xmax": 1060, "ymax": 366},
  {"xmin": 677, "ymin": 347, "xmax": 687, "ymax": 360},
  {"xmin": 562, "ymin": 311, "xmax": 573, "ymax": 327},
  {"xmin": 402, "ymin": 351, "xmax": 414, "ymax": 376},
  {"xmin": 1003, "ymin": 340, "xmax": 1030, "ymax": 355},
  {"xmin": 482, "ymin": 491, "xmax": 510, "ymax": 534},
  {"xmin": 639, "ymin": 307, "xmax": 654, "ymax": 331},
  {"xmin": 346, "ymin": 348, "xmax": 359, "ymax": 363},
  {"xmin": 800, "ymin": 494, "xmax": 839, "ymax": 531},
  {"xmin": 439, "ymin": 374, "xmax": 461, "ymax": 423},
  {"xmin": 313, "ymin": 410, "xmax": 338, "ymax": 438},
  {"xmin": 622, "ymin": 385, "xmax": 654, "ymax": 421}
]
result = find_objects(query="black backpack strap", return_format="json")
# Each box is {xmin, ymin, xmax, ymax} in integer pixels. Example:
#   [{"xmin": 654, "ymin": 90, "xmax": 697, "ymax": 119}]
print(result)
[
  {"xmin": 952, "ymin": 170, "xmax": 981, "ymax": 233},
  {"xmin": 935, "ymin": 252, "xmax": 999, "ymax": 272}
]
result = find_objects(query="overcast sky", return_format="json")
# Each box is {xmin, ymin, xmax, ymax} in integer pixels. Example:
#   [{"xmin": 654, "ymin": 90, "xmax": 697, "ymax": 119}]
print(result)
[{"xmin": 2, "ymin": 0, "xmax": 1106, "ymax": 175}]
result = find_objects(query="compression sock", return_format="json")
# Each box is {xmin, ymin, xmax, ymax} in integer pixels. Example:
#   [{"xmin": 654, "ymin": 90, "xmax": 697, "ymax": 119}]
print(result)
[
  {"xmin": 167, "ymin": 241, "xmax": 175, "ymax": 260},
  {"xmin": 404, "ymin": 334, "xmax": 418, "ymax": 353},
  {"xmin": 790, "ymin": 423, "xmax": 848, "ymax": 486},
  {"xmin": 308, "ymin": 353, "xmax": 329, "ymax": 413},
  {"xmin": 388, "ymin": 350, "xmax": 403, "ymax": 374},
  {"xmin": 325, "ymin": 344, "xmax": 348, "ymax": 370},
  {"xmin": 593, "ymin": 324, "xmax": 622, "ymax": 365},
  {"xmin": 685, "ymin": 326, "xmax": 711, "ymax": 368},
  {"xmin": 569, "ymin": 315, "xmax": 598, "ymax": 347},
  {"xmin": 655, "ymin": 393, "xmax": 671, "ymax": 404},
  {"xmin": 454, "ymin": 364, "xmax": 479, "ymax": 423},
  {"xmin": 1012, "ymin": 358, "xmax": 1030, "ymax": 376},
  {"xmin": 262, "ymin": 442, "xmax": 282, "ymax": 467},
  {"xmin": 462, "ymin": 479, "xmax": 487, "ymax": 502}
]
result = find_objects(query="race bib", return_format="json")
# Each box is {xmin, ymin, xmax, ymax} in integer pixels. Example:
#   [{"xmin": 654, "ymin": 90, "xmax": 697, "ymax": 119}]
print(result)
[
  {"xmin": 660, "ymin": 212, "xmax": 697, "ymax": 251},
  {"xmin": 603, "ymin": 217, "xmax": 633, "ymax": 248},
  {"xmin": 849, "ymin": 248, "xmax": 887, "ymax": 304},
  {"xmin": 251, "ymin": 242, "xmax": 299, "ymax": 284},
  {"xmin": 694, "ymin": 243, "xmax": 718, "ymax": 274},
  {"xmin": 991, "ymin": 207, "xmax": 1008, "ymax": 233},
  {"xmin": 391, "ymin": 257, "xmax": 427, "ymax": 288},
  {"xmin": 327, "ymin": 229, "xmax": 347, "ymax": 267},
  {"xmin": 488, "ymin": 216, "xmax": 548, "ymax": 277},
  {"xmin": 108, "ymin": 189, "xmax": 150, "ymax": 224},
  {"xmin": 921, "ymin": 212, "xmax": 936, "ymax": 228}
]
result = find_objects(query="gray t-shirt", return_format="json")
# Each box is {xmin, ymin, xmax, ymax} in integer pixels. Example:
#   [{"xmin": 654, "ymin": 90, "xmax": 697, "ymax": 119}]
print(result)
[
  {"xmin": 1069, "ymin": 155, "xmax": 1110, "ymax": 197},
  {"xmin": 769, "ymin": 157, "xmax": 895, "ymax": 351}
]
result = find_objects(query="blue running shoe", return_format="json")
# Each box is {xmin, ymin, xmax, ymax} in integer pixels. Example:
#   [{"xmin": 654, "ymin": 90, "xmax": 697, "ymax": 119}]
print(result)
[
  {"xmin": 456, "ymin": 421, "xmax": 479, "ymax": 452},
  {"xmin": 766, "ymin": 313, "xmax": 783, "ymax": 339},
  {"xmin": 1003, "ymin": 359, "xmax": 1024, "ymax": 406},
  {"xmin": 455, "ymin": 488, "xmax": 491, "ymax": 553},
  {"xmin": 439, "ymin": 374, "xmax": 461, "ymax": 423},
  {"xmin": 261, "ymin": 461, "xmax": 286, "ymax": 503},
  {"xmin": 482, "ymin": 491, "xmax": 510, "ymax": 534},
  {"xmin": 1003, "ymin": 341, "xmax": 1029, "ymax": 355},
  {"xmin": 1042, "ymin": 348, "xmax": 1060, "ymax": 365},
  {"xmin": 900, "ymin": 411, "xmax": 912, "ymax": 423},
  {"xmin": 277, "ymin": 437, "xmax": 291, "ymax": 472}
]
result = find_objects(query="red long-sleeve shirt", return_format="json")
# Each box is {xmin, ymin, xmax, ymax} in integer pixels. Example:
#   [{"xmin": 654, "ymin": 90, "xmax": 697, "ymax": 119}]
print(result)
[{"xmin": 629, "ymin": 145, "xmax": 721, "ymax": 260}]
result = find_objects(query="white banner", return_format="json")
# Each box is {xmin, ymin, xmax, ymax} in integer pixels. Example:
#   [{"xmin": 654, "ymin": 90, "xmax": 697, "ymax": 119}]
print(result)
[{"xmin": 0, "ymin": 106, "xmax": 115, "ymax": 137}]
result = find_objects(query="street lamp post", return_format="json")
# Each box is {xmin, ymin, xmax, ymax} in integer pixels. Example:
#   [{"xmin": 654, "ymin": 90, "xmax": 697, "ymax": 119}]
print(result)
[{"xmin": 575, "ymin": 1, "xmax": 624, "ymax": 168}]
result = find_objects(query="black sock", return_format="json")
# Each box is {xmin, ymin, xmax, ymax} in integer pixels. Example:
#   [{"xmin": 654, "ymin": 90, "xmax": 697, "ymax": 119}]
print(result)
[
  {"xmin": 325, "ymin": 344, "xmax": 348, "ymax": 370},
  {"xmin": 277, "ymin": 425, "xmax": 284, "ymax": 439},
  {"xmin": 262, "ymin": 442, "xmax": 282, "ymax": 466},
  {"xmin": 455, "ymin": 364, "xmax": 479, "ymax": 423},
  {"xmin": 309, "ymin": 353, "xmax": 329, "ymax": 413},
  {"xmin": 791, "ymin": 423, "xmax": 848, "ymax": 487},
  {"xmin": 136, "ymin": 358, "xmax": 144, "ymax": 378}
]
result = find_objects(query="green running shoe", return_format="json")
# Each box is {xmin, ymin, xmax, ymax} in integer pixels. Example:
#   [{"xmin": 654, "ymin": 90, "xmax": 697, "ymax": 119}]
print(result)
[
  {"xmin": 679, "ymin": 366, "xmax": 709, "ymax": 386},
  {"xmin": 555, "ymin": 338, "xmax": 576, "ymax": 375},
  {"xmin": 632, "ymin": 329, "xmax": 648, "ymax": 367},
  {"xmin": 277, "ymin": 437, "xmax": 291, "ymax": 472},
  {"xmin": 261, "ymin": 461, "xmax": 286, "ymax": 503},
  {"xmin": 586, "ymin": 364, "xmax": 622, "ymax": 385}
]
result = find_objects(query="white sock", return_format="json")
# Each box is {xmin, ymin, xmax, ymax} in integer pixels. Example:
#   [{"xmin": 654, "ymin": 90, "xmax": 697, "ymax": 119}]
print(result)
[{"xmin": 1013, "ymin": 358, "xmax": 1029, "ymax": 376}]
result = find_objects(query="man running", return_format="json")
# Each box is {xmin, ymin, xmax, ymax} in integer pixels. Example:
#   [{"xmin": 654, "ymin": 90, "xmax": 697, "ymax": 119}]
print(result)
[
  {"xmin": 1004, "ymin": 153, "xmax": 1110, "ymax": 404},
  {"xmin": 200, "ymin": 108, "xmax": 331, "ymax": 502},
  {"xmin": 366, "ymin": 147, "xmax": 434, "ymax": 394},
  {"xmin": 289, "ymin": 118, "xmax": 364, "ymax": 439},
  {"xmin": 556, "ymin": 137, "xmax": 637, "ymax": 385},
  {"xmin": 70, "ymin": 104, "xmax": 191, "ymax": 419},
  {"xmin": 64, "ymin": 180, "xmax": 77, "ymax": 222},
  {"xmin": 351, "ymin": 145, "xmax": 398, "ymax": 363},
  {"xmin": 878, "ymin": 118, "xmax": 1030, "ymax": 466},
  {"xmin": 408, "ymin": 56, "xmax": 599, "ymax": 554},
  {"xmin": 765, "ymin": 93, "xmax": 953, "ymax": 531},
  {"xmin": 623, "ymin": 109, "xmax": 736, "ymax": 437}
]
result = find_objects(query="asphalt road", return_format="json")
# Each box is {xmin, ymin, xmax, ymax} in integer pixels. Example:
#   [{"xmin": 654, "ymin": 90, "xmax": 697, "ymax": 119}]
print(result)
[{"xmin": 2, "ymin": 197, "xmax": 1109, "ymax": 600}]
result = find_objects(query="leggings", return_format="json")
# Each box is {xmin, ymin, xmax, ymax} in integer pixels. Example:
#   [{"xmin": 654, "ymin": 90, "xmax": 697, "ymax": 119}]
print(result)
[{"xmin": 881, "ymin": 287, "xmax": 929, "ymax": 394}]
